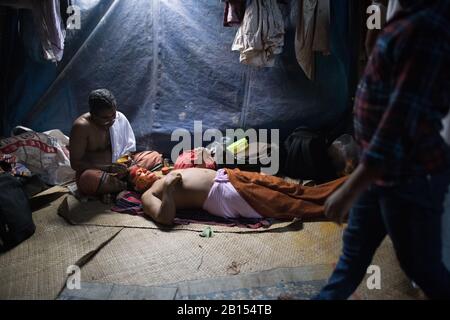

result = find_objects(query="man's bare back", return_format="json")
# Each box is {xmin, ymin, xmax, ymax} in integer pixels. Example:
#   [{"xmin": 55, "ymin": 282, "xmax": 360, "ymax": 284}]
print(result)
[{"xmin": 141, "ymin": 168, "xmax": 217, "ymax": 225}]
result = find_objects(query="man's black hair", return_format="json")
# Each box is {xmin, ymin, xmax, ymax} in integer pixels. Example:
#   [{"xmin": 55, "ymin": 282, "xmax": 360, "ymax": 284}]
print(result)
[{"xmin": 89, "ymin": 89, "xmax": 117, "ymax": 114}]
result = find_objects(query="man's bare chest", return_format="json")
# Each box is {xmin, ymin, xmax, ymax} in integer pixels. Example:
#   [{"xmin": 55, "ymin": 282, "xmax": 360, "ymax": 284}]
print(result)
[{"xmin": 86, "ymin": 127, "xmax": 111, "ymax": 152}]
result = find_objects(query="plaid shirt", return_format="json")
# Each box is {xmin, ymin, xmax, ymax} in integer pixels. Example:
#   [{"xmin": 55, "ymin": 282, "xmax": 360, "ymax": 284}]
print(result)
[{"xmin": 354, "ymin": 1, "xmax": 450, "ymax": 186}]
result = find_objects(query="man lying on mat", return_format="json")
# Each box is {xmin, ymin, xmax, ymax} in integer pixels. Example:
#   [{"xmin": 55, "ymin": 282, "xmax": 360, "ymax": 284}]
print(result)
[
  {"xmin": 131, "ymin": 167, "xmax": 347, "ymax": 226},
  {"xmin": 69, "ymin": 88, "xmax": 162, "ymax": 196}
]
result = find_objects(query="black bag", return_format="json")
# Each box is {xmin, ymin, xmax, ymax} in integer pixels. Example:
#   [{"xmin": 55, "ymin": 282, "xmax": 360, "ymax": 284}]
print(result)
[
  {"xmin": 0, "ymin": 174, "xmax": 36, "ymax": 253},
  {"xmin": 283, "ymin": 128, "xmax": 336, "ymax": 181}
]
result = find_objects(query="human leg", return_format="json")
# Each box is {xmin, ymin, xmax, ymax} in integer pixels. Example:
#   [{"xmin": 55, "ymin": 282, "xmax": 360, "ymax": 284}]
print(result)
[
  {"xmin": 379, "ymin": 173, "xmax": 450, "ymax": 299},
  {"xmin": 314, "ymin": 187, "xmax": 387, "ymax": 300},
  {"xmin": 77, "ymin": 169, "xmax": 126, "ymax": 196}
]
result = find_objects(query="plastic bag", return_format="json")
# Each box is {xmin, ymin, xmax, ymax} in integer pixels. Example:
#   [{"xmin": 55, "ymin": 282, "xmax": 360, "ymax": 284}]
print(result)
[{"xmin": 0, "ymin": 130, "xmax": 75, "ymax": 185}]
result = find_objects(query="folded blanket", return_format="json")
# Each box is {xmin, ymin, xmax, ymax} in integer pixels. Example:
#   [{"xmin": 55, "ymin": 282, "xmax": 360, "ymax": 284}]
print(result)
[{"xmin": 111, "ymin": 191, "xmax": 273, "ymax": 229}]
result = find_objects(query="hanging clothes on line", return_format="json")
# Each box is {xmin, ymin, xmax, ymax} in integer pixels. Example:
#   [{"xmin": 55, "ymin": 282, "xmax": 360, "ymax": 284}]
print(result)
[
  {"xmin": 222, "ymin": 0, "xmax": 246, "ymax": 27},
  {"xmin": 222, "ymin": 0, "xmax": 287, "ymax": 28},
  {"xmin": 32, "ymin": 0, "xmax": 67, "ymax": 63},
  {"xmin": 231, "ymin": 0, "xmax": 285, "ymax": 68},
  {"xmin": 295, "ymin": 0, "xmax": 330, "ymax": 80},
  {"xmin": 1, "ymin": 0, "xmax": 67, "ymax": 62}
]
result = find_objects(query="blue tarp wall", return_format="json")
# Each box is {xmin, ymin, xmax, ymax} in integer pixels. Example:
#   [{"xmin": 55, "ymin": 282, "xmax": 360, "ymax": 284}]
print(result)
[{"xmin": 0, "ymin": 0, "xmax": 356, "ymax": 155}]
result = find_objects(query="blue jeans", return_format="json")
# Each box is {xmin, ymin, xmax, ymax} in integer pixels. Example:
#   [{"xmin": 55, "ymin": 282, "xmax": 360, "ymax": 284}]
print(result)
[{"xmin": 314, "ymin": 171, "xmax": 450, "ymax": 300}]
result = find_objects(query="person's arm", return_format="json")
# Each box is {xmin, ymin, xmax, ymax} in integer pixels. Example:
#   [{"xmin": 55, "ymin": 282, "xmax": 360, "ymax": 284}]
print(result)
[
  {"xmin": 141, "ymin": 173, "xmax": 182, "ymax": 225},
  {"xmin": 69, "ymin": 121, "xmax": 125, "ymax": 173},
  {"xmin": 69, "ymin": 121, "xmax": 97, "ymax": 172},
  {"xmin": 324, "ymin": 163, "xmax": 382, "ymax": 224}
]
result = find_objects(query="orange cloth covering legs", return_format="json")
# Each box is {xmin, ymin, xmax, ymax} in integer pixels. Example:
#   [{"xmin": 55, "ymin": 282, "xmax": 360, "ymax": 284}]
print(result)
[{"xmin": 225, "ymin": 168, "xmax": 348, "ymax": 220}]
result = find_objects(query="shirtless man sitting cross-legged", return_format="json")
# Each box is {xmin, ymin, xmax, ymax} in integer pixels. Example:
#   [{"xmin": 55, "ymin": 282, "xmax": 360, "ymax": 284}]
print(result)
[{"xmin": 70, "ymin": 89, "xmax": 161, "ymax": 196}]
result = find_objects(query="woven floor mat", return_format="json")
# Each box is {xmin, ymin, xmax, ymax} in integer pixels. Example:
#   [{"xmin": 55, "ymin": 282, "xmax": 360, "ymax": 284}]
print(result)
[
  {"xmin": 58, "ymin": 195, "xmax": 301, "ymax": 233},
  {"xmin": 80, "ymin": 220, "xmax": 422, "ymax": 300},
  {"xmin": 0, "ymin": 197, "xmax": 122, "ymax": 300},
  {"xmin": 80, "ymin": 222, "xmax": 344, "ymax": 287},
  {"xmin": 354, "ymin": 237, "xmax": 427, "ymax": 300}
]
